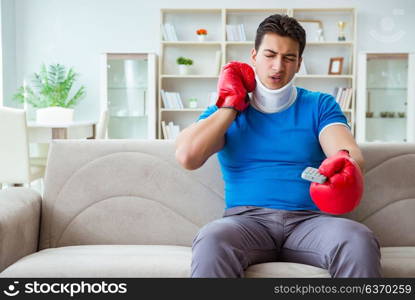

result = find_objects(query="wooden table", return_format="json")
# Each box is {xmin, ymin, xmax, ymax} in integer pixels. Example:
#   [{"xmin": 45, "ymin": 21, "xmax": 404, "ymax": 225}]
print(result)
[{"xmin": 27, "ymin": 121, "xmax": 96, "ymax": 142}]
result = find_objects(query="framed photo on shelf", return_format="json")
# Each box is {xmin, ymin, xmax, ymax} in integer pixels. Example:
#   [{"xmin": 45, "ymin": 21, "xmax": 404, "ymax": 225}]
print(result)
[
  {"xmin": 298, "ymin": 19, "xmax": 323, "ymax": 42},
  {"xmin": 328, "ymin": 57, "xmax": 344, "ymax": 75}
]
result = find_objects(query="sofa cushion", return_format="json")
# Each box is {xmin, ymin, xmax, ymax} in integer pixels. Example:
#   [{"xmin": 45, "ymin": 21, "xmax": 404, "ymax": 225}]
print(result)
[
  {"xmin": 245, "ymin": 262, "xmax": 330, "ymax": 278},
  {"xmin": 0, "ymin": 245, "xmax": 328, "ymax": 278},
  {"xmin": 245, "ymin": 247, "xmax": 415, "ymax": 278},
  {"xmin": 0, "ymin": 245, "xmax": 191, "ymax": 278},
  {"xmin": 1, "ymin": 245, "xmax": 413, "ymax": 278},
  {"xmin": 380, "ymin": 247, "xmax": 415, "ymax": 277}
]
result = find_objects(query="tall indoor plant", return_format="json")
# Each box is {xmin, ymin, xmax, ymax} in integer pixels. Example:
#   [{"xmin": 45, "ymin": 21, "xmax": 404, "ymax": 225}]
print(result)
[{"xmin": 13, "ymin": 63, "xmax": 86, "ymax": 123}]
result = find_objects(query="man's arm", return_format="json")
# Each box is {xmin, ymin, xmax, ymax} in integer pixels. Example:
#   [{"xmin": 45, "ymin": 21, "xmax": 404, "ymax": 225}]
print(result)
[
  {"xmin": 175, "ymin": 61, "xmax": 256, "ymax": 171},
  {"xmin": 318, "ymin": 124, "xmax": 365, "ymax": 173},
  {"xmin": 175, "ymin": 108, "xmax": 237, "ymax": 170},
  {"xmin": 313, "ymin": 124, "xmax": 365, "ymax": 214}
]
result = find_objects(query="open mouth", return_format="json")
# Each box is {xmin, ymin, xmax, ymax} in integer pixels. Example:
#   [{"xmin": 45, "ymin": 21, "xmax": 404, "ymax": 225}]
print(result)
[{"xmin": 270, "ymin": 75, "xmax": 282, "ymax": 82}]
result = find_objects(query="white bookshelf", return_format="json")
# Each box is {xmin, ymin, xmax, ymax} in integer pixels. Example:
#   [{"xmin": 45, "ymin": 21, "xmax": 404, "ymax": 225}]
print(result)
[{"xmin": 158, "ymin": 8, "xmax": 357, "ymax": 139}]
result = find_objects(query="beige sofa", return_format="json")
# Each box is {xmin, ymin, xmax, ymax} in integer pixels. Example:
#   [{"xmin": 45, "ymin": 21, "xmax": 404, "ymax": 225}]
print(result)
[{"xmin": 0, "ymin": 140, "xmax": 414, "ymax": 277}]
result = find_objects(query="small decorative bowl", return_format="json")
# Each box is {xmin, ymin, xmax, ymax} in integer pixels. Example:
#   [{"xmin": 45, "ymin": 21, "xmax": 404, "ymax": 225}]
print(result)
[
  {"xmin": 387, "ymin": 112, "xmax": 395, "ymax": 118},
  {"xmin": 366, "ymin": 112, "xmax": 374, "ymax": 118},
  {"xmin": 398, "ymin": 112, "xmax": 406, "ymax": 118},
  {"xmin": 380, "ymin": 112, "xmax": 388, "ymax": 118}
]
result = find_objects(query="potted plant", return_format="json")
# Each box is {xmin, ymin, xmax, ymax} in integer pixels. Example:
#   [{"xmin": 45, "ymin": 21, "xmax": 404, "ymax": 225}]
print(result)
[
  {"xmin": 196, "ymin": 28, "xmax": 208, "ymax": 42},
  {"xmin": 176, "ymin": 56, "xmax": 193, "ymax": 75},
  {"xmin": 13, "ymin": 63, "xmax": 86, "ymax": 124},
  {"xmin": 187, "ymin": 97, "xmax": 198, "ymax": 109}
]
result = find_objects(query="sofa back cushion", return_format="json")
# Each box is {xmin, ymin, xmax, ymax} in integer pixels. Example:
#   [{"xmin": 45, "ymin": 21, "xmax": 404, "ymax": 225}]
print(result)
[
  {"xmin": 40, "ymin": 140, "xmax": 415, "ymax": 250},
  {"xmin": 39, "ymin": 140, "xmax": 225, "ymax": 250},
  {"xmin": 344, "ymin": 143, "xmax": 415, "ymax": 247}
]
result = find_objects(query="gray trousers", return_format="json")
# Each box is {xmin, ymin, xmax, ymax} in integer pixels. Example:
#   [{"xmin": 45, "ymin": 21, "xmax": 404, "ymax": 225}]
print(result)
[{"xmin": 191, "ymin": 206, "xmax": 381, "ymax": 278}]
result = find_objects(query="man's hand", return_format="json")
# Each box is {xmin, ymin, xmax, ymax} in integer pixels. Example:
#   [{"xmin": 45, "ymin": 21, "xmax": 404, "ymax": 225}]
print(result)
[
  {"xmin": 310, "ymin": 150, "xmax": 364, "ymax": 215},
  {"xmin": 215, "ymin": 61, "xmax": 256, "ymax": 112}
]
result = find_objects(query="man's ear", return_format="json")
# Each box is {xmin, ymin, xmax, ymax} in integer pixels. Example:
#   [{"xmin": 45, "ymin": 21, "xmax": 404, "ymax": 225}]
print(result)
[
  {"xmin": 296, "ymin": 57, "xmax": 303, "ymax": 73},
  {"xmin": 250, "ymin": 48, "xmax": 257, "ymax": 66}
]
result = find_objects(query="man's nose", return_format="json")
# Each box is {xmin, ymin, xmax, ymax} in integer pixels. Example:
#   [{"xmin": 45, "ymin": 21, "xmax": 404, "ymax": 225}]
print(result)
[{"xmin": 271, "ymin": 56, "xmax": 284, "ymax": 72}]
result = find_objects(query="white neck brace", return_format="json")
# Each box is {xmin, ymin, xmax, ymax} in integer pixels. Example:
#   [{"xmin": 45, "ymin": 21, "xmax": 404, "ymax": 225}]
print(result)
[{"xmin": 251, "ymin": 75, "xmax": 297, "ymax": 113}]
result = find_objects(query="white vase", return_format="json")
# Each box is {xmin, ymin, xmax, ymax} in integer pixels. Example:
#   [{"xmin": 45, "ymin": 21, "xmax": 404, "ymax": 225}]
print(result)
[
  {"xmin": 197, "ymin": 35, "xmax": 206, "ymax": 42},
  {"xmin": 178, "ymin": 65, "xmax": 190, "ymax": 75},
  {"xmin": 36, "ymin": 107, "xmax": 74, "ymax": 124}
]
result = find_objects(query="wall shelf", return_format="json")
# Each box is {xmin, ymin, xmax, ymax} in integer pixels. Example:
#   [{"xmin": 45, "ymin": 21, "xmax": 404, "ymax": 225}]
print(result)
[{"xmin": 158, "ymin": 8, "xmax": 357, "ymax": 139}]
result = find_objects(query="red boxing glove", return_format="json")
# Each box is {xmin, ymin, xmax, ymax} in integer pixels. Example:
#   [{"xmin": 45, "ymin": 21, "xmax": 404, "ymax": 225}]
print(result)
[
  {"xmin": 310, "ymin": 150, "xmax": 364, "ymax": 215},
  {"xmin": 216, "ymin": 61, "xmax": 256, "ymax": 112}
]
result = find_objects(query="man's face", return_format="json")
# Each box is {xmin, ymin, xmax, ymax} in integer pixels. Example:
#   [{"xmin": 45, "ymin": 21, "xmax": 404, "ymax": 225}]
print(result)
[{"xmin": 250, "ymin": 33, "xmax": 302, "ymax": 90}]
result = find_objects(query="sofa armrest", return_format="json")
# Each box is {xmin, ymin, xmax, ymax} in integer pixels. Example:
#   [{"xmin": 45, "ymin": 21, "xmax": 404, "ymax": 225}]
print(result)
[{"xmin": 0, "ymin": 187, "xmax": 41, "ymax": 273}]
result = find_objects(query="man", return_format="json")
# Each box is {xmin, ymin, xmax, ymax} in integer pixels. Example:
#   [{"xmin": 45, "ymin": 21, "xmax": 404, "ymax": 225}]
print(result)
[{"xmin": 175, "ymin": 14, "xmax": 381, "ymax": 278}]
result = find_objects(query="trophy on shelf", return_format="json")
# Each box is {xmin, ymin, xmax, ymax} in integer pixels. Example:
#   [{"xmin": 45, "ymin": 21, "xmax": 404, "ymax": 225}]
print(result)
[{"xmin": 337, "ymin": 21, "xmax": 347, "ymax": 41}]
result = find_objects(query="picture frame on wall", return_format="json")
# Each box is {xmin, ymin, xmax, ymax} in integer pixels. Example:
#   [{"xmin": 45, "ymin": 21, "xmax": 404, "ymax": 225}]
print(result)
[{"xmin": 328, "ymin": 57, "xmax": 344, "ymax": 75}]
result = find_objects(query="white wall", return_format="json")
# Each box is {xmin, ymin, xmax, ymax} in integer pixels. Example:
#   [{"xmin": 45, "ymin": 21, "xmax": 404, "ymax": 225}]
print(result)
[
  {"xmin": 0, "ymin": 1, "xmax": 2, "ymax": 106},
  {"xmin": 1, "ymin": 0, "xmax": 16, "ymax": 107},
  {"xmin": 3, "ymin": 0, "xmax": 415, "ymax": 121}
]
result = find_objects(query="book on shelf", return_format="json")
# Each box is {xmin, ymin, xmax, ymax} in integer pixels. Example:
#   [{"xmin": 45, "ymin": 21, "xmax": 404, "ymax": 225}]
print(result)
[
  {"xmin": 238, "ymin": 24, "xmax": 246, "ymax": 41},
  {"xmin": 225, "ymin": 25, "xmax": 233, "ymax": 41},
  {"xmin": 333, "ymin": 87, "xmax": 342, "ymax": 108},
  {"xmin": 160, "ymin": 89, "xmax": 168, "ymax": 108},
  {"xmin": 160, "ymin": 90, "xmax": 184, "ymax": 109},
  {"xmin": 161, "ymin": 120, "xmax": 168, "ymax": 139},
  {"xmin": 161, "ymin": 25, "xmax": 168, "ymax": 41},
  {"xmin": 226, "ymin": 24, "xmax": 247, "ymax": 41},
  {"xmin": 168, "ymin": 92, "xmax": 183, "ymax": 109},
  {"xmin": 333, "ymin": 87, "xmax": 341, "ymax": 102},
  {"xmin": 333, "ymin": 87, "xmax": 353, "ymax": 110},
  {"xmin": 344, "ymin": 88, "xmax": 353, "ymax": 110},
  {"xmin": 162, "ymin": 23, "xmax": 178, "ymax": 41},
  {"xmin": 161, "ymin": 121, "xmax": 181, "ymax": 139},
  {"xmin": 175, "ymin": 93, "xmax": 184, "ymax": 109}
]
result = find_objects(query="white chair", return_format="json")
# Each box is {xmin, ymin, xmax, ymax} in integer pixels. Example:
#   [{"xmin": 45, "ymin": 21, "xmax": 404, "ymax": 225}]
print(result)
[
  {"xmin": 95, "ymin": 109, "xmax": 109, "ymax": 139},
  {"xmin": 0, "ymin": 107, "xmax": 45, "ymax": 189}
]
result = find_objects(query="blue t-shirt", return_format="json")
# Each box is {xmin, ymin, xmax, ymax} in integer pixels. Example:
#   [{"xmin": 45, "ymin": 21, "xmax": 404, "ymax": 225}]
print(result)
[{"xmin": 197, "ymin": 87, "xmax": 350, "ymax": 211}]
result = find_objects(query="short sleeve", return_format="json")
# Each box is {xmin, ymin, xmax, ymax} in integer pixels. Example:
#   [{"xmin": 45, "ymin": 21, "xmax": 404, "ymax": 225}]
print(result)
[
  {"xmin": 318, "ymin": 94, "xmax": 350, "ymax": 136},
  {"xmin": 196, "ymin": 105, "xmax": 218, "ymax": 122}
]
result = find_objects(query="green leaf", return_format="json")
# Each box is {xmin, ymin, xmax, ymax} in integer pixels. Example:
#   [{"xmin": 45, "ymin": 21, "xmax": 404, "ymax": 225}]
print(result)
[
  {"xmin": 12, "ymin": 63, "xmax": 86, "ymax": 108},
  {"xmin": 65, "ymin": 85, "xmax": 86, "ymax": 108}
]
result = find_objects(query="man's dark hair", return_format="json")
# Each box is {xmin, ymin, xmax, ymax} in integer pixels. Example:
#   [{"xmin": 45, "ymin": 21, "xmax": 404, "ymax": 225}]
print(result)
[{"xmin": 255, "ymin": 14, "xmax": 306, "ymax": 57}]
